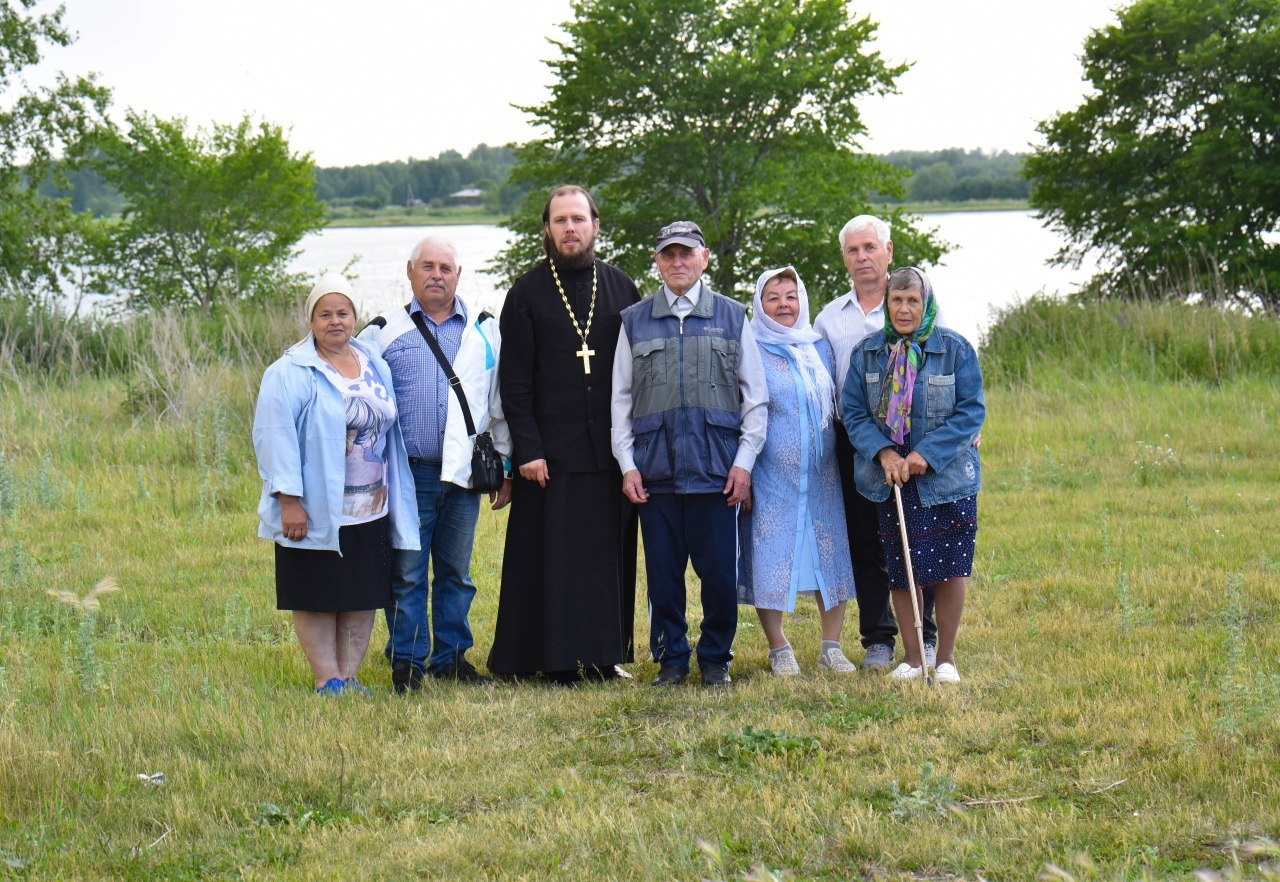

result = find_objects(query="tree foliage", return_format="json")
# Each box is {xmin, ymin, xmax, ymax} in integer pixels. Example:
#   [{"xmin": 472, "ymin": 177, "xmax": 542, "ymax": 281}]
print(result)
[
  {"xmin": 494, "ymin": 0, "xmax": 943, "ymax": 303},
  {"xmin": 1026, "ymin": 0, "xmax": 1280, "ymax": 310},
  {"xmin": 0, "ymin": 0, "xmax": 110, "ymax": 301},
  {"xmin": 91, "ymin": 113, "xmax": 326, "ymax": 311}
]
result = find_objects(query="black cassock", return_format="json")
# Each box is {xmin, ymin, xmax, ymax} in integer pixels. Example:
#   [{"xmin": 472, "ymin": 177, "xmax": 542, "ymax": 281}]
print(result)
[{"xmin": 487, "ymin": 258, "xmax": 640, "ymax": 676}]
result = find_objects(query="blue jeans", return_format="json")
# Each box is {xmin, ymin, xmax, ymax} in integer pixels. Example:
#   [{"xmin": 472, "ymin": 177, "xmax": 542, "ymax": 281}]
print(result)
[
  {"xmin": 637, "ymin": 492, "xmax": 738, "ymax": 672},
  {"xmin": 384, "ymin": 461, "xmax": 480, "ymax": 674}
]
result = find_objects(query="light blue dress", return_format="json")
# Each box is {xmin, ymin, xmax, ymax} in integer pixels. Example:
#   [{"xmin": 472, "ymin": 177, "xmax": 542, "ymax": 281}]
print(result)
[{"xmin": 738, "ymin": 340, "xmax": 855, "ymax": 612}]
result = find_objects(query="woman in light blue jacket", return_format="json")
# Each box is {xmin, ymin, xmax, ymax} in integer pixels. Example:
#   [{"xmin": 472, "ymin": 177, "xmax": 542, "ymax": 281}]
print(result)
[
  {"xmin": 842, "ymin": 267, "xmax": 984, "ymax": 684},
  {"xmin": 253, "ymin": 273, "xmax": 419, "ymax": 695}
]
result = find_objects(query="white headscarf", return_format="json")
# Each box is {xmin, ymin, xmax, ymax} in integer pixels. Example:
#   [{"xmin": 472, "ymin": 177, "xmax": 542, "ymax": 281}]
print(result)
[
  {"xmin": 751, "ymin": 266, "xmax": 835, "ymax": 430},
  {"xmin": 297, "ymin": 272, "xmax": 359, "ymax": 350}
]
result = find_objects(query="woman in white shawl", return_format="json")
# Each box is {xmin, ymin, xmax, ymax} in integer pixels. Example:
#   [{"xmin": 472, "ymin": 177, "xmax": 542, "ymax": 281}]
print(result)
[{"xmin": 738, "ymin": 266, "xmax": 857, "ymax": 676}]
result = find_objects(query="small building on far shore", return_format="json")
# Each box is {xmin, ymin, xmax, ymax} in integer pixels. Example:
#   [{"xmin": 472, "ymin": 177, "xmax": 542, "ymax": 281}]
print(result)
[{"xmin": 444, "ymin": 187, "xmax": 484, "ymax": 207}]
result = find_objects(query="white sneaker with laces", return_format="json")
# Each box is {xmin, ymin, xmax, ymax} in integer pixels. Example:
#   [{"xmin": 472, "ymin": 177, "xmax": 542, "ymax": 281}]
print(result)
[
  {"xmin": 934, "ymin": 662, "xmax": 960, "ymax": 683},
  {"xmin": 769, "ymin": 647, "xmax": 801, "ymax": 677},
  {"xmin": 890, "ymin": 662, "xmax": 923, "ymax": 680},
  {"xmin": 924, "ymin": 644, "xmax": 937, "ymax": 669},
  {"xmin": 862, "ymin": 643, "xmax": 895, "ymax": 670},
  {"xmin": 817, "ymin": 646, "xmax": 857, "ymax": 673}
]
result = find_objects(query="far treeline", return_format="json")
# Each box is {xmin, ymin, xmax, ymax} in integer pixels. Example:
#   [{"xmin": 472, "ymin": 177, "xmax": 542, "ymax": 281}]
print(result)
[{"xmin": 41, "ymin": 145, "xmax": 1030, "ymax": 217}]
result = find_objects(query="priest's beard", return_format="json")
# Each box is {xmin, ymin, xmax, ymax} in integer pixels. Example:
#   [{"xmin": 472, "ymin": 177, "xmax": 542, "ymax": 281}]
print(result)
[{"xmin": 545, "ymin": 234, "xmax": 597, "ymax": 271}]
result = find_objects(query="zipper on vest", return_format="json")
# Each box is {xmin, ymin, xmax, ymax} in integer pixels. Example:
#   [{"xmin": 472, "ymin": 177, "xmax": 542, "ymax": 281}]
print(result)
[{"xmin": 677, "ymin": 315, "xmax": 687, "ymax": 493}]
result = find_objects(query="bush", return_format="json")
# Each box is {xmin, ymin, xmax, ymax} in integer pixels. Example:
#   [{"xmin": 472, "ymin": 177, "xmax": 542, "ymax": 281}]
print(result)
[{"xmin": 981, "ymin": 295, "xmax": 1280, "ymax": 386}]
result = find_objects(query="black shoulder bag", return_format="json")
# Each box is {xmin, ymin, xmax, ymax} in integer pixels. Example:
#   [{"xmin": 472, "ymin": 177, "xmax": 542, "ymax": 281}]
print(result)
[{"xmin": 409, "ymin": 310, "xmax": 506, "ymax": 493}]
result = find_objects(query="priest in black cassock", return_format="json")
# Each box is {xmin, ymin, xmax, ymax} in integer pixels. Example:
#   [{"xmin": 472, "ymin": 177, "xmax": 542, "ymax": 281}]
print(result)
[{"xmin": 487, "ymin": 185, "xmax": 641, "ymax": 684}]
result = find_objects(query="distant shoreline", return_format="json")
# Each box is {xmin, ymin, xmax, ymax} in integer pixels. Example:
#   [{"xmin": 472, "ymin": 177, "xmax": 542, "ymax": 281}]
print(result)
[
  {"xmin": 322, "ymin": 200, "xmax": 1031, "ymax": 229},
  {"xmin": 324, "ymin": 207, "xmax": 506, "ymax": 228}
]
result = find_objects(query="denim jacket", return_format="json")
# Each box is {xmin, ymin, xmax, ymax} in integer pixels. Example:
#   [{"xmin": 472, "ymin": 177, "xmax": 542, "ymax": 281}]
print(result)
[
  {"xmin": 252, "ymin": 337, "xmax": 420, "ymax": 553},
  {"xmin": 840, "ymin": 327, "xmax": 985, "ymax": 506}
]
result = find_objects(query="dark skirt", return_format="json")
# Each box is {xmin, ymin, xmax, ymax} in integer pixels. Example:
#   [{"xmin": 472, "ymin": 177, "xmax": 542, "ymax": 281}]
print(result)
[
  {"xmin": 876, "ymin": 478, "xmax": 977, "ymax": 591},
  {"xmin": 275, "ymin": 516, "xmax": 392, "ymax": 612}
]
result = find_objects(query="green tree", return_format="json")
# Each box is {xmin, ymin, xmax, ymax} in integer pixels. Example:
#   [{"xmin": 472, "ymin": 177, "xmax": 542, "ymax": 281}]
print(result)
[
  {"xmin": 1026, "ymin": 0, "xmax": 1280, "ymax": 309},
  {"xmin": 0, "ymin": 0, "xmax": 110, "ymax": 301},
  {"xmin": 91, "ymin": 113, "xmax": 327, "ymax": 311},
  {"xmin": 493, "ymin": 0, "xmax": 943, "ymax": 302}
]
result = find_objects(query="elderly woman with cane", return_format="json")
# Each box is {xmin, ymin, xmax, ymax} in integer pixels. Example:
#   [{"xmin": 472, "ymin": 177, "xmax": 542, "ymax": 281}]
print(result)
[
  {"xmin": 253, "ymin": 273, "xmax": 419, "ymax": 694},
  {"xmin": 841, "ymin": 267, "xmax": 984, "ymax": 683},
  {"xmin": 738, "ymin": 266, "xmax": 857, "ymax": 677}
]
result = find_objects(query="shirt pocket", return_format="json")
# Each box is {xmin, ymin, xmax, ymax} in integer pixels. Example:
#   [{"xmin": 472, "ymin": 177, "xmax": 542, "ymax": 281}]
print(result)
[
  {"xmin": 632, "ymin": 411, "xmax": 672, "ymax": 482},
  {"xmin": 633, "ymin": 338, "xmax": 667, "ymax": 390},
  {"xmin": 701, "ymin": 336, "xmax": 738, "ymax": 387},
  {"xmin": 704, "ymin": 407, "xmax": 740, "ymax": 479},
  {"xmin": 864, "ymin": 371, "xmax": 882, "ymax": 412},
  {"xmin": 924, "ymin": 374, "xmax": 956, "ymax": 432}
]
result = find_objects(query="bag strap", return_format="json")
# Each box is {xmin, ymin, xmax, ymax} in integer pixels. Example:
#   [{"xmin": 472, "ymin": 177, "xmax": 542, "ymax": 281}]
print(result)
[{"xmin": 409, "ymin": 309, "xmax": 478, "ymax": 438}]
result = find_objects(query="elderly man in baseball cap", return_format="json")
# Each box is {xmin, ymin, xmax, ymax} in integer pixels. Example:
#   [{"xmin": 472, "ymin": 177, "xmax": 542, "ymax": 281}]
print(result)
[{"xmin": 609, "ymin": 220, "xmax": 769, "ymax": 688}]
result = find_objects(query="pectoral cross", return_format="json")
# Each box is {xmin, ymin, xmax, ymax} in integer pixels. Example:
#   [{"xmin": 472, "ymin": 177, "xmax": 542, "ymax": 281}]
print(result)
[{"xmin": 575, "ymin": 341, "xmax": 596, "ymax": 374}]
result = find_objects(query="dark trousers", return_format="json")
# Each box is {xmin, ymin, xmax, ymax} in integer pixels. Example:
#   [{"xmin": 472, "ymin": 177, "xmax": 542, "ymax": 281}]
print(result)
[
  {"xmin": 636, "ymin": 492, "xmax": 738, "ymax": 671},
  {"xmin": 835, "ymin": 423, "xmax": 937, "ymax": 648}
]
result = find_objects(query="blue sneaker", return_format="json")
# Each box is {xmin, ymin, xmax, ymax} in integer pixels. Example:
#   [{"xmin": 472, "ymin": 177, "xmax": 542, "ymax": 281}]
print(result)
[
  {"xmin": 344, "ymin": 677, "xmax": 372, "ymax": 696},
  {"xmin": 315, "ymin": 677, "xmax": 348, "ymax": 695}
]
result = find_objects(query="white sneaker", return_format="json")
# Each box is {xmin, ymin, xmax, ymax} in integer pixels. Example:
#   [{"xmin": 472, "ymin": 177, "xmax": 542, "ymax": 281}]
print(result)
[
  {"xmin": 890, "ymin": 662, "xmax": 923, "ymax": 680},
  {"xmin": 817, "ymin": 646, "xmax": 857, "ymax": 673},
  {"xmin": 862, "ymin": 643, "xmax": 895, "ymax": 670},
  {"xmin": 924, "ymin": 644, "xmax": 937, "ymax": 669},
  {"xmin": 769, "ymin": 647, "xmax": 801, "ymax": 677},
  {"xmin": 934, "ymin": 662, "xmax": 960, "ymax": 683}
]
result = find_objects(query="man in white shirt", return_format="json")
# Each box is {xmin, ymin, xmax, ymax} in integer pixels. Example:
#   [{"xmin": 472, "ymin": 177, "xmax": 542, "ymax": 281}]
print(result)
[{"xmin": 813, "ymin": 215, "xmax": 937, "ymax": 671}]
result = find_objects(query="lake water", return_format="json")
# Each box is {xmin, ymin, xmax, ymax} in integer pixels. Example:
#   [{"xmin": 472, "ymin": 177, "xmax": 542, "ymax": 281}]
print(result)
[{"xmin": 290, "ymin": 210, "xmax": 1098, "ymax": 345}]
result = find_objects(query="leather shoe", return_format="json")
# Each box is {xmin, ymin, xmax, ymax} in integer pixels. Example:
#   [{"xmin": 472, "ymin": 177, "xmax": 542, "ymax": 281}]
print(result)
[
  {"xmin": 700, "ymin": 666, "xmax": 732, "ymax": 687},
  {"xmin": 545, "ymin": 669, "xmax": 585, "ymax": 686},
  {"xmin": 431, "ymin": 654, "xmax": 491, "ymax": 684},
  {"xmin": 391, "ymin": 661, "xmax": 423, "ymax": 694},
  {"xmin": 650, "ymin": 665, "xmax": 687, "ymax": 687}
]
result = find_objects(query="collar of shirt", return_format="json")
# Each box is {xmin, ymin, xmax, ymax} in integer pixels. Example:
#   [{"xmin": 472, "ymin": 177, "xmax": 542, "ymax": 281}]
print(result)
[
  {"xmin": 663, "ymin": 280, "xmax": 703, "ymax": 316},
  {"xmin": 409, "ymin": 296, "xmax": 468, "ymax": 327},
  {"xmin": 860, "ymin": 296, "xmax": 886, "ymax": 337},
  {"xmin": 833, "ymin": 288, "xmax": 885, "ymax": 338}
]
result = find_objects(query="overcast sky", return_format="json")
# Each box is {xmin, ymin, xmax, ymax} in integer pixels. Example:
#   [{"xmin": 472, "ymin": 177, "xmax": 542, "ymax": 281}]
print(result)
[{"xmin": 33, "ymin": 0, "xmax": 1123, "ymax": 168}]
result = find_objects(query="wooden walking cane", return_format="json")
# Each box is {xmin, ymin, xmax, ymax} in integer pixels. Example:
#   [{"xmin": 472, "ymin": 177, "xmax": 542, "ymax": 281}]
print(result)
[{"xmin": 893, "ymin": 483, "xmax": 934, "ymax": 686}]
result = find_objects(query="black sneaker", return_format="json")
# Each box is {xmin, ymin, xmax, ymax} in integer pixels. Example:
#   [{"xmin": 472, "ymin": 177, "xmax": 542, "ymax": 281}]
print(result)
[
  {"xmin": 432, "ymin": 654, "xmax": 491, "ymax": 684},
  {"xmin": 700, "ymin": 666, "xmax": 732, "ymax": 688},
  {"xmin": 391, "ymin": 661, "xmax": 423, "ymax": 694}
]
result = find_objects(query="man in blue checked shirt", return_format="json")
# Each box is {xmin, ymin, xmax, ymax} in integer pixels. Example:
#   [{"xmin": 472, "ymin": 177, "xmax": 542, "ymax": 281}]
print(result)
[{"xmin": 359, "ymin": 236, "xmax": 511, "ymax": 691}]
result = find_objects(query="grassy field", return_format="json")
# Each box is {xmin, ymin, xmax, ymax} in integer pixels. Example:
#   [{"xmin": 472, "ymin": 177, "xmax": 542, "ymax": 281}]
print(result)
[{"xmin": 0, "ymin": 301, "xmax": 1278, "ymax": 880}]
